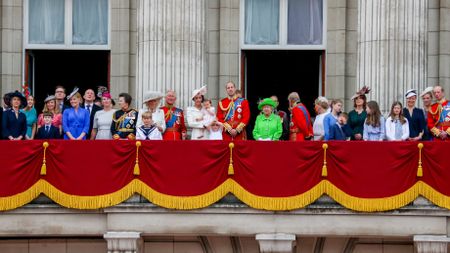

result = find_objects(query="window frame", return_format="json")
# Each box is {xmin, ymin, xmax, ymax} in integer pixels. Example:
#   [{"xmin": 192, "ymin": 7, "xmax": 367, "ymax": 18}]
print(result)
[
  {"xmin": 23, "ymin": 0, "xmax": 111, "ymax": 50},
  {"xmin": 240, "ymin": 0, "xmax": 327, "ymax": 50}
]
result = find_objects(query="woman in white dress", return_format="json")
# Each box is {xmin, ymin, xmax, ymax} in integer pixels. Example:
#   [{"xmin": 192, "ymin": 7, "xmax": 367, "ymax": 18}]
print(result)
[
  {"xmin": 136, "ymin": 91, "xmax": 166, "ymax": 133},
  {"xmin": 187, "ymin": 86, "xmax": 208, "ymax": 140},
  {"xmin": 90, "ymin": 92, "xmax": 116, "ymax": 140}
]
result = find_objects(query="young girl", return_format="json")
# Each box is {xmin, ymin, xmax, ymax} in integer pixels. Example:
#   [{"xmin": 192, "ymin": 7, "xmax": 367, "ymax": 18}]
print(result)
[
  {"xmin": 136, "ymin": 111, "xmax": 163, "ymax": 140},
  {"xmin": 386, "ymin": 101, "xmax": 409, "ymax": 141},
  {"xmin": 201, "ymin": 98, "xmax": 216, "ymax": 129},
  {"xmin": 323, "ymin": 99, "xmax": 343, "ymax": 140},
  {"xmin": 363, "ymin": 101, "xmax": 385, "ymax": 141}
]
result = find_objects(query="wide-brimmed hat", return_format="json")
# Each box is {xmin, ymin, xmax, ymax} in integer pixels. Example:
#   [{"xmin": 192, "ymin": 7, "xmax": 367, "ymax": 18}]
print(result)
[
  {"xmin": 44, "ymin": 95, "xmax": 56, "ymax": 103},
  {"xmin": 6, "ymin": 90, "xmax": 26, "ymax": 108},
  {"xmin": 258, "ymin": 98, "xmax": 277, "ymax": 110},
  {"xmin": 420, "ymin": 87, "xmax": 433, "ymax": 98},
  {"xmin": 143, "ymin": 91, "xmax": 163, "ymax": 103},
  {"xmin": 351, "ymin": 86, "xmax": 371, "ymax": 100},
  {"xmin": 405, "ymin": 89, "xmax": 417, "ymax": 99},
  {"xmin": 191, "ymin": 85, "xmax": 207, "ymax": 100},
  {"xmin": 66, "ymin": 87, "xmax": 79, "ymax": 100}
]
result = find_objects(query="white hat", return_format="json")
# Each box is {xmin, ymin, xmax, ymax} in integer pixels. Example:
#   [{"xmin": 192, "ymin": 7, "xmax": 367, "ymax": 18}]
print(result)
[
  {"xmin": 192, "ymin": 85, "xmax": 207, "ymax": 100},
  {"xmin": 420, "ymin": 87, "xmax": 433, "ymax": 98},
  {"xmin": 405, "ymin": 89, "xmax": 417, "ymax": 99},
  {"xmin": 44, "ymin": 95, "xmax": 56, "ymax": 103},
  {"xmin": 66, "ymin": 87, "xmax": 79, "ymax": 100},
  {"xmin": 143, "ymin": 91, "xmax": 163, "ymax": 103}
]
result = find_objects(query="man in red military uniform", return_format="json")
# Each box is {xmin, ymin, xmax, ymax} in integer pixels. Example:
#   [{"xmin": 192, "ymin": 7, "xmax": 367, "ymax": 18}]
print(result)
[
  {"xmin": 160, "ymin": 90, "xmax": 187, "ymax": 140},
  {"xmin": 288, "ymin": 92, "xmax": 313, "ymax": 141},
  {"xmin": 428, "ymin": 86, "xmax": 450, "ymax": 141},
  {"xmin": 216, "ymin": 81, "xmax": 250, "ymax": 141}
]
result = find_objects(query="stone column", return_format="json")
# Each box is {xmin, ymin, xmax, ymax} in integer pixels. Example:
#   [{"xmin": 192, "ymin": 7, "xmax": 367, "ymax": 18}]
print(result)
[
  {"xmin": 136, "ymin": 0, "xmax": 206, "ymax": 110},
  {"xmin": 255, "ymin": 233, "xmax": 296, "ymax": 253},
  {"xmin": 104, "ymin": 232, "xmax": 143, "ymax": 253},
  {"xmin": 414, "ymin": 235, "xmax": 450, "ymax": 253},
  {"xmin": 357, "ymin": 0, "xmax": 428, "ymax": 112}
]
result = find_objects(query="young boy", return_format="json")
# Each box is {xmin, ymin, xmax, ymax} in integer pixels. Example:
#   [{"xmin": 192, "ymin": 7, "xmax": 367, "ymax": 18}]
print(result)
[
  {"xmin": 207, "ymin": 119, "xmax": 223, "ymax": 140},
  {"xmin": 136, "ymin": 111, "xmax": 163, "ymax": 140},
  {"xmin": 328, "ymin": 112, "xmax": 352, "ymax": 141},
  {"xmin": 35, "ymin": 112, "xmax": 61, "ymax": 139}
]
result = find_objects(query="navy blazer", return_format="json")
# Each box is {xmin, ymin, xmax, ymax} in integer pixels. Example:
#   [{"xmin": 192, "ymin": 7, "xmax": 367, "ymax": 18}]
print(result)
[
  {"xmin": 35, "ymin": 125, "xmax": 61, "ymax": 139},
  {"xmin": 81, "ymin": 103, "xmax": 102, "ymax": 139},
  {"xmin": 403, "ymin": 107, "xmax": 426, "ymax": 139},
  {"xmin": 2, "ymin": 109, "xmax": 27, "ymax": 139},
  {"xmin": 329, "ymin": 123, "xmax": 352, "ymax": 141}
]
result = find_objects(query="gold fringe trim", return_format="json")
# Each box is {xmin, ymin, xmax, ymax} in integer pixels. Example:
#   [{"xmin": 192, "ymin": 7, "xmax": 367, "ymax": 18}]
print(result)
[
  {"xmin": 230, "ymin": 180, "xmax": 325, "ymax": 210},
  {"xmin": 418, "ymin": 181, "xmax": 450, "ymax": 209},
  {"xmin": 41, "ymin": 180, "xmax": 137, "ymax": 209},
  {"xmin": 4, "ymin": 180, "xmax": 450, "ymax": 212},
  {"xmin": 324, "ymin": 180, "xmax": 420, "ymax": 212},
  {"xmin": 137, "ymin": 179, "xmax": 231, "ymax": 210},
  {"xmin": 0, "ymin": 181, "xmax": 42, "ymax": 211}
]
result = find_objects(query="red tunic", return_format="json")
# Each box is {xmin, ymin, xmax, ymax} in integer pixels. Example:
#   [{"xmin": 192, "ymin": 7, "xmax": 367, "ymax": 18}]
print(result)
[
  {"xmin": 160, "ymin": 106, "xmax": 187, "ymax": 140},
  {"xmin": 289, "ymin": 103, "xmax": 313, "ymax": 141},
  {"xmin": 216, "ymin": 97, "xmax": 250, "ymax": 141},
  {"xmin": 427, "ymin": 99, "xmax": 450, "ymax": 141}
]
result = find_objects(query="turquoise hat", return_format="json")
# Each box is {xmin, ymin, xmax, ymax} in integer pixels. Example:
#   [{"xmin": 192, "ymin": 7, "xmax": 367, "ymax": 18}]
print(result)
[{"xmin": 258, "ymin": 98, "xmax": 277, "ymax": 110}]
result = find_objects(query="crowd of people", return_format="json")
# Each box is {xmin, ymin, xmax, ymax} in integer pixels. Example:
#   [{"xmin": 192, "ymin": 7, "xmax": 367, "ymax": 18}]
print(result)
[{"xmin": 1, "ymin": 82, "xmax": 449, "ymax": 142}]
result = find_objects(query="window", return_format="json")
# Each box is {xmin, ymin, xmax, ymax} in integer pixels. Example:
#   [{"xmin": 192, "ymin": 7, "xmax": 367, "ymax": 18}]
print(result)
[
  {"xmin": 241, "ymin": 0, "xmax": 326, "ymax": 49},
  {"xmin": 25, "ymin": 0, "xmax": 110, "ymax": 49}
]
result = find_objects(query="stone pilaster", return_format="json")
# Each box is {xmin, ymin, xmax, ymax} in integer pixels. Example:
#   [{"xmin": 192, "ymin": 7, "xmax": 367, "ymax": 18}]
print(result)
[
  {"xmin": 357, "ymin": 0, "xmax": 428, "ymax": 112},
  {"xmin": 255, "ymin": 233, "xmax": 296, "ymax": 253},
  {"xmin": 136, "ymin": 0, "xmax": 206, "ymax": 110},
  {"xmin": 414, "ymin": 235, "xmax": 450, "ymax": 253},
  {"xmin": 104, "ymin": 232, "xmax": 143, "ymax": 253}
]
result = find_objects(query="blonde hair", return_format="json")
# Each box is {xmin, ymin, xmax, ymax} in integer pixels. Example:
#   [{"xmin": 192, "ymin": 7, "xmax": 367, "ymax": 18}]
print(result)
[
  {"xmin": 142, "ymin": 111, "xmax": 152, "ymax": 119},
  {"xmin": 43, "ymin": 98, "xmax": 61, "ymax": 114}
]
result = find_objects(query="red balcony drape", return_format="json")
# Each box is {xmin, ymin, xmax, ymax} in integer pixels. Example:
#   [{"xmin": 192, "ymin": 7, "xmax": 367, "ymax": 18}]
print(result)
[{"xmin": 0, "ymin": 140, "xmax": 449, "ymax": 212}]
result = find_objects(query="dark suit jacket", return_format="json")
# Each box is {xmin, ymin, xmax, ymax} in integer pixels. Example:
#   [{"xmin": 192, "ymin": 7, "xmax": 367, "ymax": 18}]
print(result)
[
  {"xmin": 2, "ymin": 109, "xmax": 27, "ymax": 139},
  {"xmin": 329, "ymin": 123, "xmax": 352, "ymax": 141},
  {"xmin": 81, "ymin": 103, "xmax": 102, "ymax": 139},
  {"xmin": 35, "ymin": 125, "xmax": 61, "ymax": 139}
]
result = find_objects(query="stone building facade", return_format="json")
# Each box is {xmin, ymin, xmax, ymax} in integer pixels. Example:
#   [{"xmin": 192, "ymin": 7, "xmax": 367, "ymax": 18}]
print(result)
[{"xmin": 1, "ymin": 0, "xmax": 448, "ymax": 111}]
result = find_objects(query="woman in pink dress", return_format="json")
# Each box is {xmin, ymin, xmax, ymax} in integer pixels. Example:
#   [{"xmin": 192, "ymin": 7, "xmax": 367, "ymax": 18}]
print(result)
[{"xmin": 37, "ymin": 95, "xmax": 63, "ymax": 137}]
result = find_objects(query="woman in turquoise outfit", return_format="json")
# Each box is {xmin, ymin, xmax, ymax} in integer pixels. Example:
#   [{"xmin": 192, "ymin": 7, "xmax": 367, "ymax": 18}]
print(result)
[
  {"xmin": 21, "ymin": 95, "xmax": 37, "ymax": 139},
  {"xmin": 252, "ymin": 98, "xmax": 282, "ymax": 141}
]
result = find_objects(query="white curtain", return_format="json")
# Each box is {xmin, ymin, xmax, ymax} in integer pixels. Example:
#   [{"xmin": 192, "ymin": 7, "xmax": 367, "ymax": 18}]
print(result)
[
  {"xmin": 72, "ymin": 0, "xmax": 108, "ymax": 45},
  {"xmin": 29, "ymin": 0, "xmax": 65, "ymax": 44},
  {"xmin": 288, "ymin": 0, "xmax": 323, "ymax": 45},
  {"xmin": 245, "ymin": 0, "xmax": 279, "ymax": 45}
]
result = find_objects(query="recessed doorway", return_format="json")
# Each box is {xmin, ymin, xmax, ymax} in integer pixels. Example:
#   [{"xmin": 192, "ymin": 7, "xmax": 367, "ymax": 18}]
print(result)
[
  {"xmin": 26, "ymin": 50, "xmax": 110, "ymax": 111},
  {"xmin": 243, "ymin": 50, "xmax": 324, "ymax": 139}
]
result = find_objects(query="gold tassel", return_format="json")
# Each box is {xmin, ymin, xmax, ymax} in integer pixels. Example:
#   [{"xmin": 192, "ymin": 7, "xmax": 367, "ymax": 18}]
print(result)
[
  {"xmin": 41, "ymin": 142, "xmax": 49, "ymax": 176},
  {"xmin": 228, "ymin": 142, "xmax": 235, "ymax": 175},
  {"xmin": 417, "ymin": 143, "xmax": 424, "ymax": 177},
  {"xmin": 134, "ymin": 141, "xmax": 141, "ymax": 176},
  {"xmin": 321, "ymin": 143, "xmax": 328, "ymax": 177}
]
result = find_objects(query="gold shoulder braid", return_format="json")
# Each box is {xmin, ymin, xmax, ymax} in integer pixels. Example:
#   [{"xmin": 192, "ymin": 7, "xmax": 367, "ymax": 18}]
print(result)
[{"xmin": 219, "ymin": 100, "xmax": 232, "ymax": 112}]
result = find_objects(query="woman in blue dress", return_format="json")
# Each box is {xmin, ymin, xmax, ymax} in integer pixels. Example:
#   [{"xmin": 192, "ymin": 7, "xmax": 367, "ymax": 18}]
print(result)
[
  {"xmin": 62, "ymin": 89, "xmax": 90, "ymax": 140},
  {"xmin": 2, "ymin": 91, "xmax": 27, "ymax": 140},
  {"xmin": 363, "ymin": 101, "xmax": 385, "ymax": 141}
]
